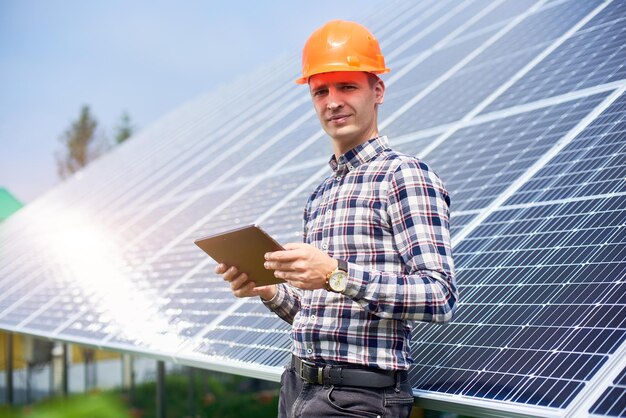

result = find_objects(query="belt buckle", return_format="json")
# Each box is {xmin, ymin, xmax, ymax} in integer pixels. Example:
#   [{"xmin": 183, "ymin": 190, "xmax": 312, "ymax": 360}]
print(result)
[{"xmin": 300, "ymin": 359, "xmax": 324, "ymax": 384}]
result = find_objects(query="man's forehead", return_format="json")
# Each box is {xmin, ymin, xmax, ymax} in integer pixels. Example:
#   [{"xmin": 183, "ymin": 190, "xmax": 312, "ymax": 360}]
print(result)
[{"xmin": 308, "ymin": 71, "xmax": 369, "ymax": 87}]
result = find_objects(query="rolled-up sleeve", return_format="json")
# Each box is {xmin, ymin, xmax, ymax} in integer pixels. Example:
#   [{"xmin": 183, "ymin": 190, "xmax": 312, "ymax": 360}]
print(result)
[{"xmin": 343, "ymin": 160, "xmax": 458, "ymax": 322}]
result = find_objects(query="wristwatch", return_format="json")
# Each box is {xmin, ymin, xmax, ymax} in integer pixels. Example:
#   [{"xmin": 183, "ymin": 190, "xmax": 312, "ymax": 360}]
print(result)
[{"xmin": 325, "ymin": 259, "xmax": 348, "ymax": 293}]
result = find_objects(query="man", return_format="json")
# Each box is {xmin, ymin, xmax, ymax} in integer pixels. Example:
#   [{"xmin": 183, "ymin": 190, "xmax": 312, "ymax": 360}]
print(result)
[{"xmin": 216, "ymin": 20, "xmax": 457, "ymax": 418}]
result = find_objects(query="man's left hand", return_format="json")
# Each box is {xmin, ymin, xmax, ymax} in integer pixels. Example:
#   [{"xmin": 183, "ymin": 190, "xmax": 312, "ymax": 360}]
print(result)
[{"xmin": 264, "ymin": 243, "xmax": 338, "ymax": 290}]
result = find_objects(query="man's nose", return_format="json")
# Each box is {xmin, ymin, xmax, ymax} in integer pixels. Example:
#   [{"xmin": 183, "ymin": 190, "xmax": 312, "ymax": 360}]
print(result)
[{"xmin": 326, "ymin": 88, "xmax": 342, "ymax": 110}]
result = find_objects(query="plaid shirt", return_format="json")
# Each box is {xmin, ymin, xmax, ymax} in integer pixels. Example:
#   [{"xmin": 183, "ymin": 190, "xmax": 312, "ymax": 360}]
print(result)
[{"xmin": 264, "ymin": 136, "xmax": 457, "ymax": 370}]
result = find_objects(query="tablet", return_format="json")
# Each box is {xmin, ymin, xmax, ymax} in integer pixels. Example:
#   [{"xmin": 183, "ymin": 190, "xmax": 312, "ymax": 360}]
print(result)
[{"xmin": 194, "ymin": 224, "xmax": 285, "ymax": 287}]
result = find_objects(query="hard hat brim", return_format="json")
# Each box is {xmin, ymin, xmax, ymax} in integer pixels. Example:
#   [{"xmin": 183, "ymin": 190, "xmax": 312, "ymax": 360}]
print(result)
[{"xmin": 295, "ymin": 67, "xmax": 390, "ymax": 85}]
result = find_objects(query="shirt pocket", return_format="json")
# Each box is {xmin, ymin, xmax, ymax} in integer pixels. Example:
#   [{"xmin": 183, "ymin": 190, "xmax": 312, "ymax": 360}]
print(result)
[{"xmin": 332, "ymin": 187, "xmax": 391, "ymax": 257}]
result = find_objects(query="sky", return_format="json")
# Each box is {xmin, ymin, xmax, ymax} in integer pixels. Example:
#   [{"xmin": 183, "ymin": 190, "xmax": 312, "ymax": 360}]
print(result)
[{"xmin": 0, "ymin": 0, "xmax": 382, "ymax": 203}]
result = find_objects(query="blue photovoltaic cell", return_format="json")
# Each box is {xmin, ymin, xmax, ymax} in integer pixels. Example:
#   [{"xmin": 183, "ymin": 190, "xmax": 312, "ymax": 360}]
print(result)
[
  {"xmin": 449, "ymin": 212, "xmax": 477, "ymax": 238},
  {"xmin": 384, "ymin": 51, "xmax": 507, "ymax": 135},
  {"xmin": 16, "ymin": 165, "xmax": 320, "ymax": 349},
  {"xmin": 378, "ymin": 0, "xmax": 459, "ymax": 56},
  {"xmin": 409, "ymin": 91, "xmax": 626, "ymax": 409},
  {"xmin": 122, "ymin": 186, "xmax": 239, "ymax": 266},
  {"xmin": 468, "ymin": 0, "xmax": 603, "ymax": 67},
  {"xmin": 411, "ymin": 193, "xmax": 625, "ymax": 408},
  {"xmin": 274, "ymin": 120, "xmax": 333, "ymax": 168},
  {"xmin": 97, "ymin": 166, "xmax": 322, "ymax": 342},
  {"xmin": 403, "ymin": 94, "xmax": 606, "ymax": 211},
  {"xmin": 506, "ymin": 90, "xmax": 626, "ymax": 205},
  {"xmin": 191, "ymin": 299, "xmax": 291, "ymax": 368},
  {"xmin": 391, "ymin": 135, "xmax": 440, "ymax": 157},
  {"xmin": 385, "ymin": 0, "xmax": 606, "ymax": 137},
  {"xmin": 590, "ymin": 366, "xmax": 626, "ymax": 417},
  {"xmin": 457, "ymin": 0, "xmax": 537, "ymax": 36},
  {"xmin": 0, "ymin": 269, "xmax": 74, "ymax": 329},
  {"xmin": 385, "ymin": 0, "xmax": 499, "ymax": 63},
  {"xmin": 382, "ymin": 30, "xmax": 500, "ymax": 134},
  {"xmin": 484, "ymin": 0, "xmax": 626, "ymax": 112},
  {"xmin": 178, "ymin": 100, "xmax": 317, "ymax": 193},
  {"xmin": 260, "ymin": 185, "xmax": 315, "ymax": 242}
]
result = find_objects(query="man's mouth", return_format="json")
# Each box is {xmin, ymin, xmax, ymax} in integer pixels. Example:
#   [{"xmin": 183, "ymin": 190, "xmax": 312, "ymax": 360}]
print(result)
[{"xmin": 328, "ymin": 114, "xmax": 351, "ymax": 123}]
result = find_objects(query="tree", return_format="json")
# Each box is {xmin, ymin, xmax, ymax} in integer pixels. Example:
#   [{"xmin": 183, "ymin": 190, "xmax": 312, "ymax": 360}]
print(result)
[
  {"xmin": 56, "ymin": 105, "xmax": 107, "ymax": 179},
  {"xmin": 115, "ymin": 111, "xmax": 134, "ymax": 144}
]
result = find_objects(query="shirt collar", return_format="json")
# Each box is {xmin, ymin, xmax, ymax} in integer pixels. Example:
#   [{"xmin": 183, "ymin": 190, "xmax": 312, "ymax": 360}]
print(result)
[{"xmin": 328, "ymin": 136, "xmax": 389, "ymax": 174}]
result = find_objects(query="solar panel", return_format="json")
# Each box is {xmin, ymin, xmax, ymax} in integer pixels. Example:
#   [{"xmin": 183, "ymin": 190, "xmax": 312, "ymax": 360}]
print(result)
[
  {"xmin": 0, "ymin": 0, "xmax": 625, "ymax": 416},
  {"xmin": 407, "ymin": 86, "xmax": 626, "ymax": 415}
]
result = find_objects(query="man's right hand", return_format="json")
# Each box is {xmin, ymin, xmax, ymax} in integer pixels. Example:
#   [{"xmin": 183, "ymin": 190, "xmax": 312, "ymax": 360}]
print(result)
[{"xmin": 215, "ymin": 263, "xmax": 277, "ymax": 301}]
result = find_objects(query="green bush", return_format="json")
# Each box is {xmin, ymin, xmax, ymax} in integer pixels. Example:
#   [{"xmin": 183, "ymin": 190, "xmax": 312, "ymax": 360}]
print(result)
[
  {"xmin": 126, "ymin": 371, "xmax": 279, "ymax": 418},
  {"xmin": 0, "ymin": 393, "xmax": 131, "ymax": 418}
]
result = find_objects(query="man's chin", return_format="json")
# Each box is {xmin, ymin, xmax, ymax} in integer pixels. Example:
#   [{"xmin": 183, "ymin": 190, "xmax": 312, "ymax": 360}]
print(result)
[{"xmin": 326, "ymin": 126, "xmax": 359, "ymax": 142}]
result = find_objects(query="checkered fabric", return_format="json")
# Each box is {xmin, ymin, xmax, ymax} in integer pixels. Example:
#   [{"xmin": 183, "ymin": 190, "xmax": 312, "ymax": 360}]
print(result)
[{"xmin": 264, "ymin": 136, "xmax": 458, "ymax": 370}]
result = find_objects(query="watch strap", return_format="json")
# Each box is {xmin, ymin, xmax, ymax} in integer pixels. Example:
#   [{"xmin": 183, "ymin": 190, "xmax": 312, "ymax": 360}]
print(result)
[{"xmin": 337, "ymin": 259, "xmax": 348, "ymax": 273}]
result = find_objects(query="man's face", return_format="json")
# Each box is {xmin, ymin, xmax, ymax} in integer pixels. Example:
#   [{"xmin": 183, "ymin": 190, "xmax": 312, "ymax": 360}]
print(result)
[{"xmin": 309, "ymin": 71, "xmax": 385, "ymax": 153}]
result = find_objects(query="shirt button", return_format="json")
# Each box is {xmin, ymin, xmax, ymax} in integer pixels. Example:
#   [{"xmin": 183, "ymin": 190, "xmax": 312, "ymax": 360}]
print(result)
[
  {"xmin": 335, "ymin": 176, "xmax": 341, "ymax": 181},
  {"xmin": 307, "ymin": 348, "xmax": 313, "ymax": 354},
  {"xmin": 321, "ymin": 242, "xmax": 328, "ymax": 250},
  {"xmin": 311, "ymin": 315, "xmax": 316, "ymax": 320}
]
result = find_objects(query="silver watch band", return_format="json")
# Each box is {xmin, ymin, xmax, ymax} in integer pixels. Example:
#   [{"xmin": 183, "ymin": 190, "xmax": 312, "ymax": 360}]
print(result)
[{"xmin": 336, "ymin": 259, "xmax": 348, "ymax": 272}]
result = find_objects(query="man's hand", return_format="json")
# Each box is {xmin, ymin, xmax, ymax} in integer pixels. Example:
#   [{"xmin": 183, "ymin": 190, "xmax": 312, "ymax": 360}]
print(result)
[
  {"xmin": 215, "ymin": 264, "xmax": 277, "ymax": 300},
  {"xmin": 264, "ymin": 243, "xmax": 337, "ymax": 290}
]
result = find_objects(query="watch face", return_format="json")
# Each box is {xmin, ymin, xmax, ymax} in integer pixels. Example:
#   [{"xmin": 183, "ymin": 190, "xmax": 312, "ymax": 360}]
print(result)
[{"xmin": 329, "ymin": 271, "xmax": 348, "ymax": 292}]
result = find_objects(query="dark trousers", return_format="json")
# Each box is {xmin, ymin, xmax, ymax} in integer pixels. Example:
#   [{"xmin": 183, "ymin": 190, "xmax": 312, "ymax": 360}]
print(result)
[{"xmin": 278, "ymin": 362, "xmax": 414, "ymax": 418}]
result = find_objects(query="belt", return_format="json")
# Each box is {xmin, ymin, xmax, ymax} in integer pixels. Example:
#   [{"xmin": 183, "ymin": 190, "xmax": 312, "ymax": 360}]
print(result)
[{"xmin": 292, "ymin": 355, "xmax": 405, "ymax": 388}]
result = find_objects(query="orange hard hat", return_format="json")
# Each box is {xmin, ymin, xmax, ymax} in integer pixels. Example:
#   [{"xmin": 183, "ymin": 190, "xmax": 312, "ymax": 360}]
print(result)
[{"xmin": 296, "ymin": 20, "xmax": 390, "ymax": 84}]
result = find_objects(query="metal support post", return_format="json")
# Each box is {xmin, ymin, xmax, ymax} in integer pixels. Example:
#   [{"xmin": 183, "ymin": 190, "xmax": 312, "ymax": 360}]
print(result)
[
  {"xmin": 5, "ymin": 333, "xmax": 13, "ymax": 405},
  {"xmin": 62, "ymin": 343, "xmax": 69, "ymax": 397},
  {"xmin": 83, "ymin": 348, "xmax": 95, "ymax": 391},
  {"xmin": 122, "ymin": 354, "xmax": 135, "ymax": 395},
  {"xmin": 156, "ymin": 360, "xmax": 166, "ymax": 418},
  {"xmin": 187, "ymin": 366, "xmax": 196, "ymax": 417}
]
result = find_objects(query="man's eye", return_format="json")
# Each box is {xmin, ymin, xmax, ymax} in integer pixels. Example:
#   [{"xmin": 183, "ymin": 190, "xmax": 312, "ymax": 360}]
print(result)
[{"xmin": 313, "ymin": 90, "xmax": 328, "ymax": 96}]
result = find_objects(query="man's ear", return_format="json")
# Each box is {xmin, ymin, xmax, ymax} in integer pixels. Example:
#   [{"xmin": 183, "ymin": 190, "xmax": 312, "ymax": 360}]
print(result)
[{"xmin": 374, "ymin": 79, "xmax": 385, "ymax": 105}]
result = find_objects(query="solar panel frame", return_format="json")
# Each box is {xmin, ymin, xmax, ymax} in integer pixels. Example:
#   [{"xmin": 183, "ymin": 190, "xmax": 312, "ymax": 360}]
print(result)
[{"xmin": 588, "ymin": 365, "xmax": 626, "ymax": 417}]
